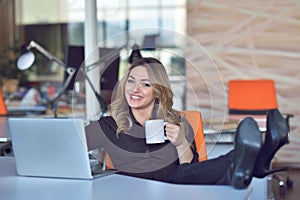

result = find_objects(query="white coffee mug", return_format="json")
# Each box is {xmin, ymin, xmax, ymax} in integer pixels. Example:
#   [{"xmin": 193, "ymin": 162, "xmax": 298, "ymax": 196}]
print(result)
[{"xmin": 145, "ymin": 119, "xmax": 168, "ymax": 144}]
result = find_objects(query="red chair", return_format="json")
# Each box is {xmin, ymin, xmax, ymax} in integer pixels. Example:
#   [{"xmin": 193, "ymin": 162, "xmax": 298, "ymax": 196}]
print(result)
[
  {"xmin": 180, "ymin": 110, "xmax": 207, "ymax": 162},
  {"xmin": 228, "ymin": 79, "xmax": 277, "ymax": 115},
  {"xmin": 0, "ymin": 88, "xmax": 8, "ymax": 116},
  {"xmin": 228, "ymin": 79, "xmax": 293, "ymax": 130},
  {"xmin": 228, "ymin": 79, "xmax": 293, "ymax": 191}
]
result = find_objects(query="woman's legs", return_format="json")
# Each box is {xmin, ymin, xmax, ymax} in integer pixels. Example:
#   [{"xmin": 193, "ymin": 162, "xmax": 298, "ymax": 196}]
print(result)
[
  {"xmin": 165, "ymin": 150, "xmax": 234, "ymax": 185},
  {"xmin": 230, "ymin": 117, "xmax": 262, "ymax": 189},
  {"xmin": 165, "ymin": 117, "xmax": 262, "ymax": 189},
  {"xmin": 162, "ymin": 110, "xmax": 290, "ymax": 188},
  {"xmin": 253, "ymin": 109, "xmax": 290, "ymax": 178}
]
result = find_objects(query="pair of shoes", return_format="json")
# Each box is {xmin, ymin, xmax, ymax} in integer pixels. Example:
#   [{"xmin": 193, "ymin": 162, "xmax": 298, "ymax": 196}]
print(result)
[
  {"xmin": 231, "ymin": 117, "xmax": 262, "ymax": 189},
  {"xmin": 253, "ymin": 109, "xmax": 290, "ymax": 178}
]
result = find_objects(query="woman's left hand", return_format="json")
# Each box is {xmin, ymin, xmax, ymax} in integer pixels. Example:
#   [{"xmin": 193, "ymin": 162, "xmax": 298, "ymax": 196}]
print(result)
[{"xmin": 165, "ymin": 123, "xmax": 186, "ymax": 147}]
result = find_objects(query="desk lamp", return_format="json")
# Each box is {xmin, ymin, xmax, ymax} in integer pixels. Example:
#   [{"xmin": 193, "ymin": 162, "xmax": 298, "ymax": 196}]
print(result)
[
  {"xmin": 128, "ymin": 44, "xmax": 143, "ymax": 64},
  {"xmin": 17, "ymin": 40, "xmax": 107, "ymax": 118}
]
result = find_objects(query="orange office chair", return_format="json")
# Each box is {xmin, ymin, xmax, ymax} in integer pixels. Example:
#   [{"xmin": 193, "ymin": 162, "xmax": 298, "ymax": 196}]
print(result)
[
  {"xmin": 228, "ymin": 79, "xmax": 293, "ymax": 129},
  {"xmin": 105, "ymin": 110, "xmax": 207, "ymax": 169},
  {"xmin": 228, "ymin": 79, "xmax": 294, "ymax": 192},
  {"xmin": 0, "ymin": 88, "xmax": 8, "ymax": 116},
  {"xmin": 180, "ymin": 110, "xmax": 208, "ymax": 162},
  {"xmin": 228, "ymin": 79, "xmax": 278, "ymax": 115},
  {"xmin": 0, "ymin": 88, "xmax": 10, "ymax": 156}
]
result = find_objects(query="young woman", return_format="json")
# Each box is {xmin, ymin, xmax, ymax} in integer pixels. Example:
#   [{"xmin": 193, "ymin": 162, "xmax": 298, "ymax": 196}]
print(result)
[{"xmin": 85, "ymin": 57, "xmax": 289, "ymax": 189}]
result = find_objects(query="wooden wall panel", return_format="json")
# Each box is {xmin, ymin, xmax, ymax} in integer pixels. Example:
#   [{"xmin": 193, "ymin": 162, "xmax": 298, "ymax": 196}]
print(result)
[
  {"xmin": 186, "ymin": 0, "xmax": 300, "ymax": 165},
  {"xmin": 0, "ymin": 0, "xmax": 16, "ymax": 52}
]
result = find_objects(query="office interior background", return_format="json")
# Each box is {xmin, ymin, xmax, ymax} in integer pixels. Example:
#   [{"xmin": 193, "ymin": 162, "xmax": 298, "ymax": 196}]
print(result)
[{"xmin": 0, "ymin": 0, "xmax": 299, "ymax": 166}]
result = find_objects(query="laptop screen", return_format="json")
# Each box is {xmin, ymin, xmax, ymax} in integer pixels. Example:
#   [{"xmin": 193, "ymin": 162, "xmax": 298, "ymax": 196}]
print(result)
[{"xmin": 9, "ymin": 118, "xmax": 94, "ymax": 179}]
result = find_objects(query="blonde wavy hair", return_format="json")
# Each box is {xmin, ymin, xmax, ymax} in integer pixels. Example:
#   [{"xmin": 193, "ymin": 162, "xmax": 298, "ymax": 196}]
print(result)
[{"xmin": 109, "ymin": 57, "xmax": 184, "ymax": 135}]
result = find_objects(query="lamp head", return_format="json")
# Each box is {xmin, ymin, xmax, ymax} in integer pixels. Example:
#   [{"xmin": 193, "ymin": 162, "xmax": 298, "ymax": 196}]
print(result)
[
  {"xmin": 128, "ymin": 44, "xmax": 143, "ymax": 64},
  {"xmin": 17, "ymin": 51, "xmax": 35, "ymax": 70}
]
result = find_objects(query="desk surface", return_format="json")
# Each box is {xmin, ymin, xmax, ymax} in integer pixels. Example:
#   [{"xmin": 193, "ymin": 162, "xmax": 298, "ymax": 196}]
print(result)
[{"xmin": 0, "ymin": 157, "xmax": 252, "ymax": 200}]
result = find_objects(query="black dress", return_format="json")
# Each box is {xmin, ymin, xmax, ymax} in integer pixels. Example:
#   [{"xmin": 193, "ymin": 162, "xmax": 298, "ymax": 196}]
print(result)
[{"xmin": 85, "ymin": 113, "xmax": 233, "ymax": 185}]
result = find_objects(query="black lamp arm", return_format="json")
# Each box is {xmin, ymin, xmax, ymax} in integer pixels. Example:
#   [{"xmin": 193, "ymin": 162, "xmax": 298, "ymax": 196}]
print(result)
[
  {"xmin": 21, "ymin": 40, "xmax": 113, "ymax": 117},
  {"xmin": 24, "ymin": 40, "xmax": 77, "ymax": 117},
  {"xmin": 50, "ymin": 67, "xmax": 76, "ymax": 118},
  {"xmin": 26, "ymin": 41, "xmax": 68, "ymax": 68},
  {"xmin": 81, "ymin": 69, "xmax": 107, "ymax": 113}
]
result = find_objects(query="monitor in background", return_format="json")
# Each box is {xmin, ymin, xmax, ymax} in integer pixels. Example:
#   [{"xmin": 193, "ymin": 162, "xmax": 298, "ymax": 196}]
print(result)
[
  {"xmin": 64, "ymin": 46, "xmax": 120, "ymax": 105},
  {"xmin": 98, "ymin": 47, "xmax": 120, "ymax": 91},
  {"xmin": 64, "ymin": 45, "xmax": 85, "ymax": 91},
  {"xmin": 142, "ymin": 34, "xmax": 159, "ymax": 50}
]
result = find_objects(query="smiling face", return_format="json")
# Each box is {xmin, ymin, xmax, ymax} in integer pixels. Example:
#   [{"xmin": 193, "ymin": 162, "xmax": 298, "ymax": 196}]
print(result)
[{"xmin": 125, "ymin": 66, "xmax": 157, "ymax": 113}]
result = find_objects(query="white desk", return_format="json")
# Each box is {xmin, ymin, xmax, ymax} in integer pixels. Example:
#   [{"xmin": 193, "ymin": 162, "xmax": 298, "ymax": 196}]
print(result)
[{"xmin": 0, "ymin": 157, "xmax": 253, "ymax": 200}]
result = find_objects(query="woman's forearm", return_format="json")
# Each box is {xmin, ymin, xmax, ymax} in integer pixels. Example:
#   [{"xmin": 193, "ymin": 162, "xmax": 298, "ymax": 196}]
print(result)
[{"xmin": 176, "ymin": 139, "xmax": 194, "ymax": 164}]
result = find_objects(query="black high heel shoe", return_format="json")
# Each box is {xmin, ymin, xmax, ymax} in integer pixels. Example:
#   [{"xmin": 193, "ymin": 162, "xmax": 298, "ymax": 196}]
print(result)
[
  {"xmin": 253, "ymin": 109, "xmax": 290, "ymax": 178},
  {"xmin": 231, "ymin": 117, "xmax": 262, "ymax": 189}
]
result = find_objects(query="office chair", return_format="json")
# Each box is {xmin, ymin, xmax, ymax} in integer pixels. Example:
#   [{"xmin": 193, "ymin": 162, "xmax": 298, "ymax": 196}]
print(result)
[
  {"xmin": 228, "ymin": 79, "xmax": 293, "ymax": 192},
  {"xmin": 180, "ymin": 110, "xmax": 208, "ymax": 162},
  {"xmin": 228, "ymin": 79, "xmax": 293, "ymax": 130},
  {"xmin": 105, "ymin": 110, "xmax": 208, "ymax": 169},
  {"xmin": 0, "ymin": 88, "xmax": 12, "ymax": 156},
  {"xmin": 0, "ymin": 88, "xmax": 7, "ymax": 116},
  {"xmin": 228, "ymin": 79, "xmax": 278, "ymax": 115}
]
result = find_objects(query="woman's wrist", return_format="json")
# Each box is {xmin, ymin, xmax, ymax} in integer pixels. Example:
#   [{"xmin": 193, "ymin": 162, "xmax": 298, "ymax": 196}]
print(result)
[
  {"xmin": 176, "ymin": 139, "xmax": 193, "ymax": 164},
  {"xmin": 176, "ymin": 139, "xmax": 191, "ymax": 152}
]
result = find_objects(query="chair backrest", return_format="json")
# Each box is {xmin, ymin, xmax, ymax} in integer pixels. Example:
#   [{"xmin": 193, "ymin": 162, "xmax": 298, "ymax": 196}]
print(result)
[
  {"xmin": 0, "ymin": 88, "xmax": 8, "ymax": 116},
  {"xmin": 105, "ymin": 110, "xmax": 208, "ymax": 169},
  {"xmin": 180, "ymin": 110, "xmax": 207, "ymax": 162},
  {"xmin": 228, "ymin": 79, "xmax": 278, "ymax": 115}
]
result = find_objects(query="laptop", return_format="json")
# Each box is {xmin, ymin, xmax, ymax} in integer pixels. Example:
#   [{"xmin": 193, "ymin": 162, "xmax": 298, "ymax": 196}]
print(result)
[{"xmin": 8, "ymin": 118, "xmax": 117, "ymax": 179}]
